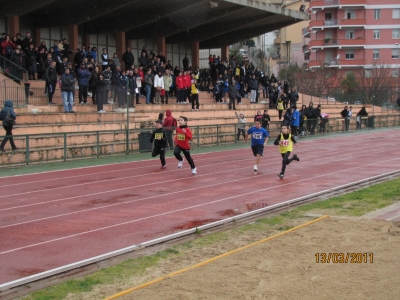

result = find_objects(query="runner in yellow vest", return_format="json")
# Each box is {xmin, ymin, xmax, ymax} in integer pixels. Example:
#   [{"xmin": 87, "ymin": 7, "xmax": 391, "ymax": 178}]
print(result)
[{"xmin": 273, "ymin": 125, "xmax": 300, "ymax": 179}]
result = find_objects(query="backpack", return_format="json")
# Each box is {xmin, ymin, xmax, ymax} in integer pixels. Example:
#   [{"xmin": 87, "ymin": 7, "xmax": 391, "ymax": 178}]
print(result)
[
  {"xmin": 5, "ymin": 46, "xmax": 13, "ymax": 55},
  {"xmin": 6, "ymin": 110, "xmax": 16, "ymax": 125},
  {"xmin": 172, "ymin": 118, "xmax": 177, "ymax": 128}
]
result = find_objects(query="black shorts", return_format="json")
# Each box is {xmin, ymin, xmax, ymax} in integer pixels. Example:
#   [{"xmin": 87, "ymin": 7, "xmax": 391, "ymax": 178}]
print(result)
[{"xmin": 251, "ymin": 144, "xmax": 264, "ymax": 157}]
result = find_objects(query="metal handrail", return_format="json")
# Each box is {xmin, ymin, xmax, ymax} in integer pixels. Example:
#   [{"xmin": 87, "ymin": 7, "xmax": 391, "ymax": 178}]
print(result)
[{"xmin": 0, "ymin": 55, "xmax": 28, "ymax": 83}]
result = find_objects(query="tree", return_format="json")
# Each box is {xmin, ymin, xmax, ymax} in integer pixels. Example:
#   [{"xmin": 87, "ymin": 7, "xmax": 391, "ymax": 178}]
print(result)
[
  {"xmin": 278, "ymin": 62, "xmax": 301, "ymax": 87},
  {"xmin": 229, "ymin": 46, "xmax": 243, "ymax": 65},
  {"xmin": 353, "ymin": 62, "xmax": 395, "ymax": 105},
  {"xmin": 340, "ymin": 72, "xmax": 358, "ymax": 94},
  {"xmin": 242, "ymin": 39, "xmax": 255, "ymax": 47},
  {"xmin": 294, "ymin": 64, "xmax": 337, "ymax": 97}
]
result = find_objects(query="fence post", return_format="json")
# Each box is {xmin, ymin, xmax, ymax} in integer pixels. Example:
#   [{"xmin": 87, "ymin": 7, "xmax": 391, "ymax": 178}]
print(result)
[
  {"xmin": 234, "ymin": 123, "xmax": 237, "ymax": 143},
  {"xmin": 216, "ymin": 125, "xmax": 219, "ymax": 145},
  {"xmin": 97, "ymin": 131, "xmax": 100, "ymax": 157},
  {"xmin": 197, "ymin": 125, "xmax": 200, "ymax": 147},
  {"xmin": 25, "ymin": 135, "xmax": 30, "ymax": 164},
  {"xmin": 64, "ymin": 133, "xmax": 67, "ymax": 162},
  {"xmin": 126, "ymin": 129, "xmax": 129, "ymax": 154}
]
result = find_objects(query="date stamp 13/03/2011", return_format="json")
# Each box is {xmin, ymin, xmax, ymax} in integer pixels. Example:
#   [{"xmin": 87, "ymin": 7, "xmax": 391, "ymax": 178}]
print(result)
[{"xmin": 315, "ymin": 253, "xmax": 373, "ymax": 264}]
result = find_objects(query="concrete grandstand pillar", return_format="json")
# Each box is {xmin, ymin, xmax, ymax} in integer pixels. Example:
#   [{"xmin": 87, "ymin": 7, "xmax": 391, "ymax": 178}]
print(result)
[
  {"xmin": 68, "ymin": 25, "xmax": 79, "ymax": 67},
  {"xmin": 116, "ymin": 31, "xmax": 126, "ymax": 70},
  {"xmin": 7, "ymin": 16, "xmax": 19, "ymax": 37},
  {"xmin": 157, "ymin": 37, "xmax": 167, "ymax": 61},
  {"xmin": 84, "ymin": 34, "xmax": 90, "ymax": 49},
  {"xmin": 221, "ymin": 45, "xmax": 229, "ymax": 61},
  {"xmin": 34, "ymin": 28, "xmax": 41, "ymax": 46},
  {"xmin": 191, "ymin": 42, "xmax": 199, "ymax": 69}
]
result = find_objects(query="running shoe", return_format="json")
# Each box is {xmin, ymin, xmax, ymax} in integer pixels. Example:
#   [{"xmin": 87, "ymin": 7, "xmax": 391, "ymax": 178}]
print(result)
[
  {"xmin": 178, "ymin": 158, "xmax": 184, "ymax": 168},
  {"xmin": 254, "ymin": 165, "xmax": 258, "ymax": 171},
  {"xmin": 161, "ymin": 164, "xmax": 167, "ymax": 169},
  {"xmin": 293, "ymin": 154, "xmax": 300, "ymax": 161},
  {"xmin": 278, "ymin": 173, "xmax": 284, "ymax": 179},
  {"xmin": 191, "ymin": 167, "xmax": 197, "ymax": 175}
]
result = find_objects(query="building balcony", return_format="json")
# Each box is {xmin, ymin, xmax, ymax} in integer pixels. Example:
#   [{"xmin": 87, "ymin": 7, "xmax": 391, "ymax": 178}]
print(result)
[
  {"xmin": 302, "ymin": 27, "xmax": 311, "ymax": 37},
  {"xmin": 310, "ymin": 0, "xmax": 366, "ymax": 10},
  {"xmin": 337, "ymin": 59, "xmax": 366, "ymax": 66},
  {"xmin": 309, "ymin": 38, "xmax": 365, "ymax": 49},
  {"xmin": 339, "ymin": 38, "xmax": 365, "ymax": 47},
  {"xmin": 309, "ymin": 39, "xmax": 324, "ymax": 49},
  {"xmin": 303, "ymin": 45, "xmax": 310, "ymax": 54},
  {"xmin": 308, "ymin": 58, "xmax": 366, "ymax": 69},
  {"xmin": 339, "ymin": 18, "xmax": 366, "ymax": 28},
  {"xmin": 274, "ymin": 38, "xmax": 281, "ymax": 44}
]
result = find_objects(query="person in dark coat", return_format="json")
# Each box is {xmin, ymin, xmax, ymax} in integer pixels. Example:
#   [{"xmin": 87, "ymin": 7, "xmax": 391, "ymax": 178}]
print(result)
[
  {"xmin": 96, "ymin": 73, "xmax": 108, "ymax": 113},
  {"xmin": 45, "ymin": 60, "xmax": 58, "ymax": 104},
  {"xmin": 0, "ymin": 100, "xmax": 18, "ymax": 151},
  {"xmin": 77, "ymin": 62, "xmax": 91, "ymax": 104},
  {"xmin": 60, "ymin": 68, "xmax": 76, "ymax": 113}
]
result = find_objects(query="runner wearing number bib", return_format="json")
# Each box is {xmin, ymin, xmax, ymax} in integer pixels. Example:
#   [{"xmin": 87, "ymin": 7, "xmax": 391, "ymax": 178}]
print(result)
[
  {"xmin": 245, "ymin": 120, "xmax": 269, "ymax": 173},
  {"xmin": 274, "ymin": 125, "xmax": 300, "ymax": 179}
]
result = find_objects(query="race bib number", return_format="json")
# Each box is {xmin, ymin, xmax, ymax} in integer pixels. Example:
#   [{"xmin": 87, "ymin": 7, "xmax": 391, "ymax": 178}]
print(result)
[
  {"xmin": 177, "ymin": 134, "xmax": 186, "ymax": 141},
  {"xmin": 155, "ymin": 133, "xmax": 163, "ymax": 140},
  {"xmin": 252, "ymin": 132, "xmax": 263, "ymax": 140},
  {"xmin": 280, "ymin": 139, "xmax": 290, "ymax": 146}
]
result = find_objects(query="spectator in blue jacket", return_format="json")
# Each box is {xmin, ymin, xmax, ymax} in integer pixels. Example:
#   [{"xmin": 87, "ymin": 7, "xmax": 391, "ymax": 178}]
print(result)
[
  {"xmin": 77, "ymin": 62, "xmax": 91, "ymax": 104},
  {"xmin": 0, "ymin": 100, "xmax": 18, "ymax": 151},
  {"xmin": 291, "ymin": 105, "xmax": 300, "ymax": 138}
]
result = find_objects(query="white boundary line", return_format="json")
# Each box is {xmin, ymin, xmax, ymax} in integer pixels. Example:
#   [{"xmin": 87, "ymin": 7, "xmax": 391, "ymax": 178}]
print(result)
[
  {"xmin": 1, "ymin": 155, "xmax": 399, "ymax": 255},
  {"xmin": 0, "ymin": 169, "xmax": 398, "ymax": 292}
]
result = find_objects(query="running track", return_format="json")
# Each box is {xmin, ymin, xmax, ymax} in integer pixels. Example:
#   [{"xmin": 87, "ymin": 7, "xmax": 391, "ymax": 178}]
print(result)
[{"xmin": 1, "ymin": 129, "xmax": 400, "ymax": 284}]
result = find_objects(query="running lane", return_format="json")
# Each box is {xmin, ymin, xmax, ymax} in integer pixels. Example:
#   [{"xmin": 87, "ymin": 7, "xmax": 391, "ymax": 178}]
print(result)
[{"xmin": 0, "ymin": 130, "xmax": 399, "ymax": 284}]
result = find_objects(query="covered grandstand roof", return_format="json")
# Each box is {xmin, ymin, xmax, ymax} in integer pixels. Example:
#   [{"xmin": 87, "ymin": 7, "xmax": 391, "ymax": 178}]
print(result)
[{"xmin": 1, "ymin": 0, "xmax": 308, "ymax": 48}]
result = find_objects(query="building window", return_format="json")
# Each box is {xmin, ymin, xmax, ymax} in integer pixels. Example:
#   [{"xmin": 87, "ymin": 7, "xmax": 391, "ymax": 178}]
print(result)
[
  {"xmin": 374, "ymin": 9, "xmax": 380, "ymax": 20},
  {"xmin": 373, "ymin": 49, "xmax": 380, "ymax": 59},
  {"xmin": 392, "ymin": 70, "xmax": 399, "ymax": 78},
  {"xmin": 346, "ymin": 30, "xmax": 354, "ymax": 39},
  {"xmin": 373, "ymin": 30, "xmax": 380, "ymax": 39},
  {"xmin": 346, "ymin": 51, "xmax": 354, "ymax": 59},
  {"xmin": 392, "ymin": 48, "xmax": 399, "ymax": 59},
  {"xmin": 346, "ymin": 10, "xmax": 355, "ymax": 19},
  {"xmin": 365, "ymin": 69, "xmax": 372, "ymax": 78},
  {"xmin": 393, "ymin": 29, "xmax": 400, "ymax": 39},
  {"xmin": 393, "ymin": 9, "xmax": 400, "ymax": 19}
]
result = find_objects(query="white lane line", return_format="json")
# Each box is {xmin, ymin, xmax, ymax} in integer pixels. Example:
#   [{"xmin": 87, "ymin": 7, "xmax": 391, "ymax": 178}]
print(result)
[
  {"xmin": 0, "ymin": 129, "xmax": 392, "ymax": 187},
  {"xmin": 0, "ymin": 148, "xmax": 397, "ymax": 230},
  {"xmin": 0, "ymin": 151, "xmax": 249, "ymax": 188},
  {"xmin": 1, "ymin": 156, "xmax": 399, "ymax": 255},
  {"xmin": 1, "ymin": 134, "xmax": 398, "ymax": 202},
  {"xmin": 0, "ymin": 140, "xmax": 394, "ymax": 213}
]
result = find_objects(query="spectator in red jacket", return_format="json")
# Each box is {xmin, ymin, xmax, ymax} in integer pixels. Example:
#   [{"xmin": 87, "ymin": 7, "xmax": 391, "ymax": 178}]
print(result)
[
  {"xmin": 162, "ymin": 109, "xmax": 176, "ymax": 150},
  {"xmin": 183, "ymin": 71, "xmax": 191, "ymax": 104},
  {"xmin": 1, "ymin": 35, "xmax": 16, "ymax": 59},
  {"xmin": 175, "ymin": 71, "xmax": 185, "ymax": 104}
]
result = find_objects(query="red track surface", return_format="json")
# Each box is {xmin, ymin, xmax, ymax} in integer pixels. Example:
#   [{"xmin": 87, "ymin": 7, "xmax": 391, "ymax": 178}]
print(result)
[{"xmin": 1, "ymin": 130, "xmax": 400, "ymax": 284}]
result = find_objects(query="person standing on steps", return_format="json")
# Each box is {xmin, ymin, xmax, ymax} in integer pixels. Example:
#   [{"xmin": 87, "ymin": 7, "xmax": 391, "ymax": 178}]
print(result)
[{"xmin": 0, "ymin": 100, "xmax": 18, "ymax": 152}]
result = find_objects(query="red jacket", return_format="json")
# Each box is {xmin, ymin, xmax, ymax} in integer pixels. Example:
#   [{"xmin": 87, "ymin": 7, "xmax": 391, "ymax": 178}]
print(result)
[
  {"xmin": 175, "ymin": 75, "xmax": 184, "ymax": 89},
  {"xmin": 1, "ymin": 40, "xmax": 15, "ymax": 55},
  {"xmin": 174, "ymin": 125, "xmax": 192, "ymax": 150},
  {"xmin": 163, "ymin": 109, "xmax": 175, "ymax": 131},
  {"xmin": 183, "ymin": 75, "xmax": 191, "ymax": 88},
  {"xmin": 139, "ymin": 70, "xmax": 144, "ymax": 82}
]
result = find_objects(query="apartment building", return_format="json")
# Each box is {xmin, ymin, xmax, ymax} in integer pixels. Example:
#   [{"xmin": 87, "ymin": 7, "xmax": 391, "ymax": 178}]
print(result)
[{"xmin": 304, "ymin": 0, "xmax": 400, "ymax": 81}]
